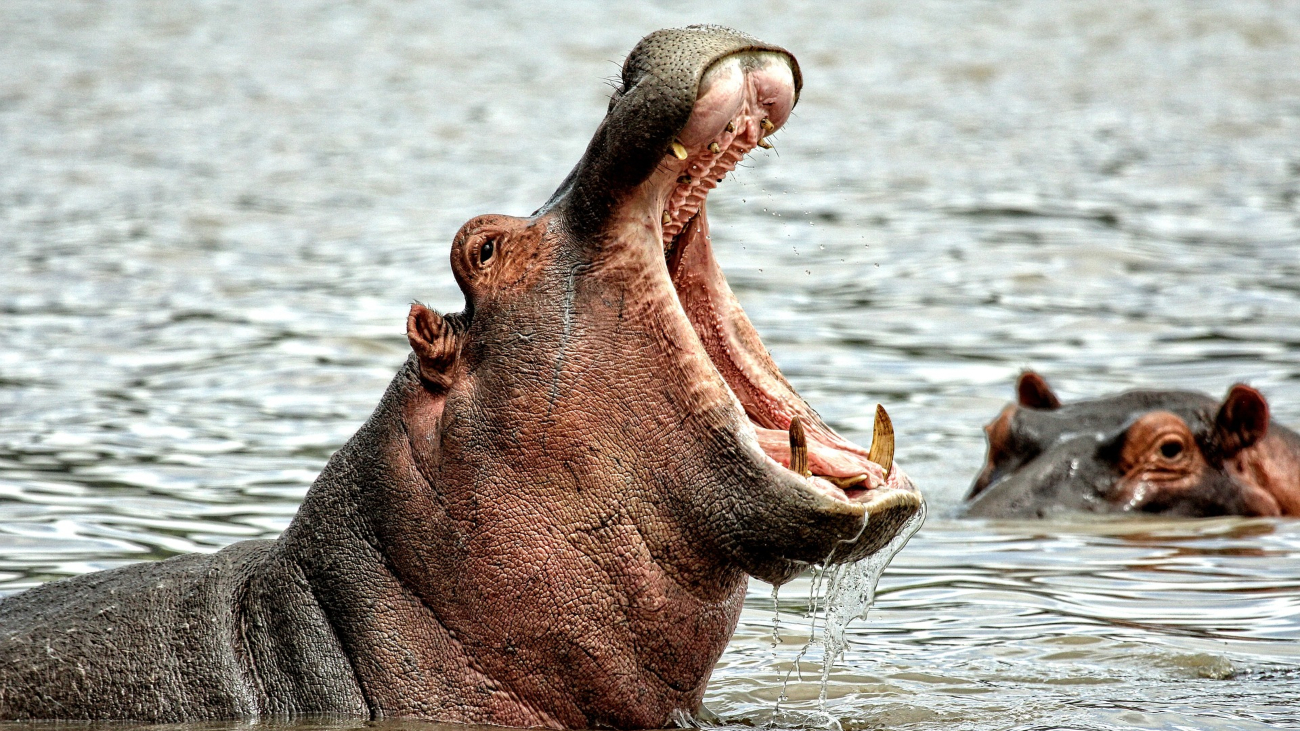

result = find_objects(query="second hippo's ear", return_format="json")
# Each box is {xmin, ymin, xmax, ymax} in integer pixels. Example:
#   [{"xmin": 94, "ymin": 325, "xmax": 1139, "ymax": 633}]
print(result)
[
  {"xmin": 1214, "ymin": 384, "xmax": 1270, "ymax": 456},
  {"xmin": 1017, "ymin": 371, "xmax": 1061, "ymax": 410},
  {"xmin": 407, "ymin": 304, "xmax": 462, "ymax": 391}
]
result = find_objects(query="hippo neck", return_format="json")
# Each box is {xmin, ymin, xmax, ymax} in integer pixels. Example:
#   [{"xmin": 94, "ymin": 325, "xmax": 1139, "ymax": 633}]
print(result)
[
  {"xmin": 1231, "ymin": 423, "xmax": 1300, "ymax": 516},
  {"xmin": 275, "ymin": 361, "xmax": 747, "ymax": 728}
]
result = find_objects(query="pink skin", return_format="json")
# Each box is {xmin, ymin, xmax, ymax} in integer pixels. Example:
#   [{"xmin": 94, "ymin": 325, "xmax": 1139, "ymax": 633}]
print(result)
[{"xmin": 384, "ymin": 49, "xmax": 919, "ymax": 727}]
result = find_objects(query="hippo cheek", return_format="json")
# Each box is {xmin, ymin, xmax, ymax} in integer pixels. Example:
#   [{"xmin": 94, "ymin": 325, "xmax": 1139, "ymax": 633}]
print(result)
[{"xmin": 1113, "ymin": 471, "xmax": 1278, "ymax": 518}]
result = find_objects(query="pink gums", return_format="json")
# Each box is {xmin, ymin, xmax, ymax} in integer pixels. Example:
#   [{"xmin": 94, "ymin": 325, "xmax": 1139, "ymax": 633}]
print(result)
[{"xmin": 655, "ymin": 53, "xmax": 908, "ymax": 499}]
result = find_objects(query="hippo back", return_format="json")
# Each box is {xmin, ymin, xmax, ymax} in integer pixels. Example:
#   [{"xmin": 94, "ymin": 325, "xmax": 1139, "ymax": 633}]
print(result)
[{"xmin": 0, "ymin": 540, "xmax": 366, "ymax": 721}]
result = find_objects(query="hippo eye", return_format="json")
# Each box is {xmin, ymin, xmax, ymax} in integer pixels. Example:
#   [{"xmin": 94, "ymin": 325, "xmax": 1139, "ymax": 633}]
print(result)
[
  {"xmin": 478, "ymin": 239, "xmax": 495, "ymax": 265},
  {"xmin": 1159, "ymin": 440, "xmax": 1183, "ymax": 459}
]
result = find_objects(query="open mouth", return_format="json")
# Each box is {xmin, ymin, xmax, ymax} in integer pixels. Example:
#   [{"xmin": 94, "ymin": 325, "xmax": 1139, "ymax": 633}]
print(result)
[{"xmin": 647, "ymin": 51, "xmax": 917, "ymax": 511}]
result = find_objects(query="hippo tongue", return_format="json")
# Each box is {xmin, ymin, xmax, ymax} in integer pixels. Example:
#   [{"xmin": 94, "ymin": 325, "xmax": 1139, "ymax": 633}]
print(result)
[{"xmin": 667, "ymin": 208, "xmax": 889, "ymax": 491}]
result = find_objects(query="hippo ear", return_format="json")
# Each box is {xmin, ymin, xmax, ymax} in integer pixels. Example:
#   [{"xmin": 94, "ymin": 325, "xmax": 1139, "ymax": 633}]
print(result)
[
  {"xmin": 1017, "ymin": 371, "xmax": 1061, "ymax": 410},
  {"xmin": 1214, "ymin": 384, "xmax": 1269, "ymax": 456},
  {"xmin": 407, "ymin": 304, "xmax": 461, "ymax": 391}
]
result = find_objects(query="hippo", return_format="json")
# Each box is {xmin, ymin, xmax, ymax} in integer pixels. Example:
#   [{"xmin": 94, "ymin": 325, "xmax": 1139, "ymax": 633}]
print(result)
[
  {"xmin": 0, "ymin": 26, "xmax": 922, "ymax": 728},
  {"xmin": 964, "ymin": 371, "xmax": 1300, "ymax": 518}
]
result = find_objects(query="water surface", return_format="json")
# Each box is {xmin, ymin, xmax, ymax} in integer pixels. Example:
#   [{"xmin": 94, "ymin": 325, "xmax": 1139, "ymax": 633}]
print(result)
[{"xmin": 2, "ymin": 1, "xmax": 1299, "ymax": 729}]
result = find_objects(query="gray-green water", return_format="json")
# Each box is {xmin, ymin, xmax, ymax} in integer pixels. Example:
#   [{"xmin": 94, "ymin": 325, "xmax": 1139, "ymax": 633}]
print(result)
[{"xmin": 2, "ymin": 1, "xmax": 1299, "ymax": 729}]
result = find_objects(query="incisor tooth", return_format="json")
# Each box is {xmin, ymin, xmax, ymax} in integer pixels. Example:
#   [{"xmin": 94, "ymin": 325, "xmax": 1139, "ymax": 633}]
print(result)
[
  {"xmin": 867, "ymin": 404, "xmax": 894, "ymax": 475},
  {"xmin": 725, "ymin": 121, "xmax": 735, "ymax": 133},
  {"xmin": 789, "ymin": 416, "xmax": 810, "ymax": 477},
  {"xmin": 757, "ymin": 138, "xmax": 773, "ymax": 149},
  {"xmin": 677, "ymin": 174, "xmax": 692, "ymax": 184},
  {"xmin": 670, "ymin": 140, "xmax": 689, "ymax": 160},
  {"xmin": 662, "ymin": 210, "xmax": 672, "ymax": 225},
  {"xmin": 708, "ymin": 142, "xmax": 721, "ymax": 154},
  {"xmin": 760, "ymin": 118, "xmax": 775, "ymax": 133}
]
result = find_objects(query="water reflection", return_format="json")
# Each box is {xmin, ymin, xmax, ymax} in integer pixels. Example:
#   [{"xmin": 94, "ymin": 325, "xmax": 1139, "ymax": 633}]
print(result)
[{"xmin": 2, "ymin": 0, "xmax": 1299, "ymax": 728}]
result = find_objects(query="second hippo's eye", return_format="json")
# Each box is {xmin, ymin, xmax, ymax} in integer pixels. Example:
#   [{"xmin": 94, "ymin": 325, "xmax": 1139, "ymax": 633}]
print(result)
[
  {"xmin": 479, "ymin": 239, "xmax": 495, "ymax": 265},
  {"xmin": 1159, "ymin": 440, "xmax": 1183, "ymax": 459}
]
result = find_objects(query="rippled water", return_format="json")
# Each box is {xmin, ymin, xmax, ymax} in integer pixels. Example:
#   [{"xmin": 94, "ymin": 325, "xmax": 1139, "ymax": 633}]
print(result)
[{"xmin": 2, "ymin": 1, "xmax": 1299, "ymax": 729}]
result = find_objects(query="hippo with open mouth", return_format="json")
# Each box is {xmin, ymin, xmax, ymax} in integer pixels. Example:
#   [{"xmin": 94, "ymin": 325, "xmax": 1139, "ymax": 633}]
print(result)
[
  {"xmin": 964, "ymin": 371, "xmax": 1300, "ymax": 518},
  {"xmin": 0, "ymin": 26, "xmax": 922, "ymax": 728}
]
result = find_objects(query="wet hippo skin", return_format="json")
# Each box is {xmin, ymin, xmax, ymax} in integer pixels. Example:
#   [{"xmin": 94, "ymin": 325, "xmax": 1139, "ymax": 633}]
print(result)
[
  {"xmin": 0, "ymin": 26, "xmax": 922, "ymax": 727},
  {"xmin": 964, "ymin": 371, "xmax": 1300, "ymax": 518}
]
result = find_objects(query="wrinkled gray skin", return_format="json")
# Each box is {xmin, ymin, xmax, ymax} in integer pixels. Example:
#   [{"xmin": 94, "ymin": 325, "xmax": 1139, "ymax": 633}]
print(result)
[{"xmin": 0, "ymin": 26, "xmax": 920, "ymax": 728}]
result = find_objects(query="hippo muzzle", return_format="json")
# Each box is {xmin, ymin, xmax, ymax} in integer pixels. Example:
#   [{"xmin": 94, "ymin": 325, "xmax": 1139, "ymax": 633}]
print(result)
[{"xmin": 525, "ymin": 25, "xmax": 925, "ymax": 582}]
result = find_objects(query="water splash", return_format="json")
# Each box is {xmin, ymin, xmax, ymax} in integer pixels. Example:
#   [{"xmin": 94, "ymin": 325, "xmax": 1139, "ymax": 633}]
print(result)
[
  {"xmin": 771, "ymin": 500, "xmax": 928, "ymax": 728},
  {"xmin": 770, "ymin": 581, "xmax": 782, "ymax": 646},
  {"xmin": 816, "ymin": 501, "xmax": 928, "ymax": 703}
]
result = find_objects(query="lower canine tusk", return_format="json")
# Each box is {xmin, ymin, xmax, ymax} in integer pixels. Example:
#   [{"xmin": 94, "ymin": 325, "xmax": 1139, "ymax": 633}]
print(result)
[
  {"xmin": 670, "ymin": 140, "xmax": 689, "ymax": 160},
  {"xmin": 789, "ymin": 416, "xmax": 810, "ymax": 477},
  {"xmin": 868, "ymin": 404, "xmax": 894, "ymax": 476}
]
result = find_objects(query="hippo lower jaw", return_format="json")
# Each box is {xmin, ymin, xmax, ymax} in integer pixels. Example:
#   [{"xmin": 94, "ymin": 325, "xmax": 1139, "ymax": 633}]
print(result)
[{"xmin": 612, "ymin": 47, "xmax": 923, "ymax": 567}]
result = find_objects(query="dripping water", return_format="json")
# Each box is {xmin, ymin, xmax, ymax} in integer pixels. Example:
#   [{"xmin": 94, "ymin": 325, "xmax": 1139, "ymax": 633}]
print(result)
[
  {"xmin": 771, "ymin": 501, "xmax": 928, "ymax": 728},
  {"xmin": 769, "ymin": 581, "xmax": 782, "ymax": 645},
  {"xmin": 816, "ymin": 502, "xmax": 928, "ymax": 705}
]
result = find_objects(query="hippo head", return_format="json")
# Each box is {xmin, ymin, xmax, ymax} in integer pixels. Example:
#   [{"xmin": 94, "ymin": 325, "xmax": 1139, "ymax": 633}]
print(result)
[
  {"xmin": 963, "ymin": 371, "xmax": 1298, "ymax": 518},
  {"xmin": 376, "ymin": 26, "xmax": 921, "ymax": 728},
  {"xmin": 403, "ymin": 26, "xmax": 919, "ymax": 585}
]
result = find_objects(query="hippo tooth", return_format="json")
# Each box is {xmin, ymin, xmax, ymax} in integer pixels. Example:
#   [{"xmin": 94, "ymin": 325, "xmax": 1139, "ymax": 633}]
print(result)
[
  {"xmin": 708, "ymin": 142, "xmax": 721, "ymax": 154},
  {"xmin": 868, "ymin": 404, "xmax": 895, "ymax": 475},
  {"xmin": 757, "ymin": 138, "xmax": 773, "ymax": 149},
  {"xmin": 670, "ymin": 140, "xmax": 689, "ymax": 160},
  {"xmin": 789, "ymin": 415, "xmax": 810, "ymax": 477},
  {"xmin": 662, "ymin": 210, "xmax": 672, "ymax": 225},
  {"xmin": 829, "ymin": 474, "xmax": 870, "ymax": 490},
  {"xmin": 725, "ymin": 121, "xmax": 735, "ymax": 133},
  {"xmin": 760, "ymin": 117, "xmax": 775, "ymax": 133},
  {"xmin": 677, "ymin": 174, "xmax": 692, "ymax": 184}
]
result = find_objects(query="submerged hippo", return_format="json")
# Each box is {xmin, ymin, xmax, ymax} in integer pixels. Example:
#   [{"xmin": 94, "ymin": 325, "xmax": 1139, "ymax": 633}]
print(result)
[
  {"xmin": 964, "ymin": 371, "xmax": 1300, "ymax": 518},
  {"xmin": 0, "ymin": 26, "xmax": 921, "ymax": 728}
]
